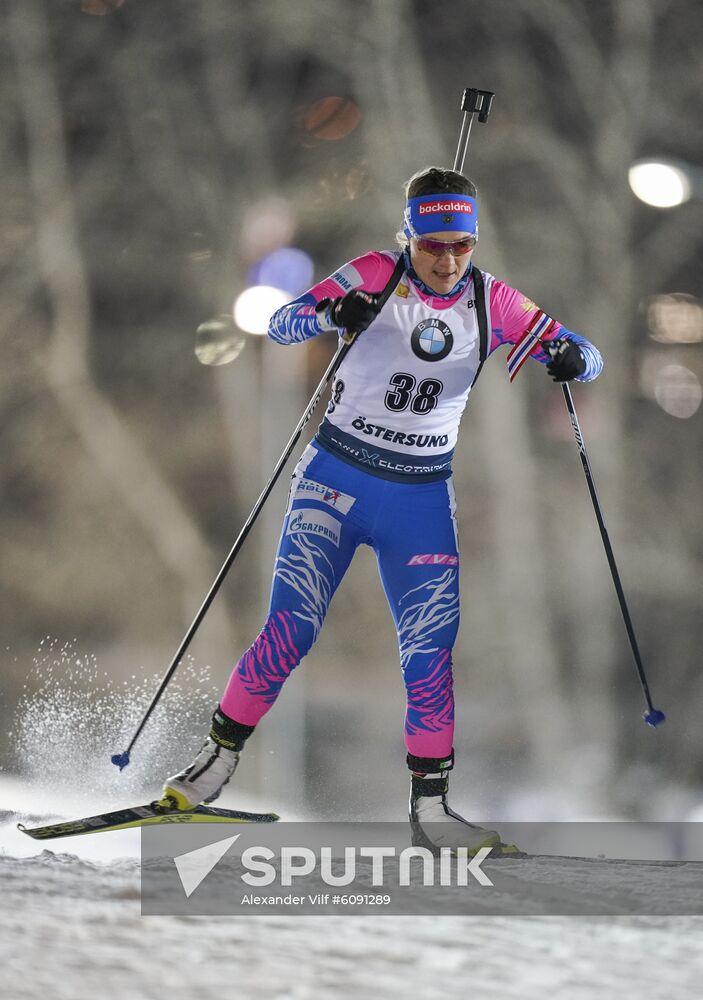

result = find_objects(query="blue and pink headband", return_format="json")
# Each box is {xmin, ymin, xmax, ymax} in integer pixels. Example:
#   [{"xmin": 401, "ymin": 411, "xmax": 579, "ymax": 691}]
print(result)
[{"xmin": 403, "ymin": 193, "xmax": 478, "ymax": 240}]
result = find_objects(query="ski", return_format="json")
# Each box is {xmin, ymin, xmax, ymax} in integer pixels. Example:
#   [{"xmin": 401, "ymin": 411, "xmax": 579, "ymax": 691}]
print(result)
[
  {"xmin": 18, "ymin": 803, "xmax": 279, "ymax": 841},
  {"xmin": 492, "ymin": 853, "xmax": 694, "ymax": 867}
]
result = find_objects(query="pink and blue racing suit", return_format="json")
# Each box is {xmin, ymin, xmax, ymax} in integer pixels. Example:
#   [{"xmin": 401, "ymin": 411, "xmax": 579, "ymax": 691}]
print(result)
[{"xmin": 219, "ymin": 250, "xmax": 602, "ymax": 763}]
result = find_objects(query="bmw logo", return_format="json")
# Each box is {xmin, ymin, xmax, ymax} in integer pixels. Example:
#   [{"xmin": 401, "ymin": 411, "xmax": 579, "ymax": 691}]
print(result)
[{"xmin": 410, "ymin": 318, "xmax": 454, "ymax": 362}]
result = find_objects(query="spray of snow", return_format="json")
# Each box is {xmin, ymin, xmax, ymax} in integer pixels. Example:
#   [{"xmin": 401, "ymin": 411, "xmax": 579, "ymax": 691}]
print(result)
[{"xmin": 9, "ymin": 636, "xmax": 219, "ymax": 808}]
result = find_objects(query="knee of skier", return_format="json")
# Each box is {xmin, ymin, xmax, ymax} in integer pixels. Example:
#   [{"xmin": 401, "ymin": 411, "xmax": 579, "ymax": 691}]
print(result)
[{"xmin": 243, "ymin": 610, "xmax": 317, "ymax": 681}]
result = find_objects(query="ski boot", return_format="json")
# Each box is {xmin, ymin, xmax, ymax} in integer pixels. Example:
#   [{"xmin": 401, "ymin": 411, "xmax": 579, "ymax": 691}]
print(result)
[
  {"xmin": 408, "ymin": 751, "xmax": 515, "ymax": 856},
  {"xmin": 158, "ymin": 708, "xmax": 255, "ymax": 811}
]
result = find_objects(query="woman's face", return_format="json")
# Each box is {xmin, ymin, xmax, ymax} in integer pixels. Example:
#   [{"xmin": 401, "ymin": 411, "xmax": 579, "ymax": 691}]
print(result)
[{"xmin": 409, "ymin": 230, "xmax": 475, "ymax": 295}]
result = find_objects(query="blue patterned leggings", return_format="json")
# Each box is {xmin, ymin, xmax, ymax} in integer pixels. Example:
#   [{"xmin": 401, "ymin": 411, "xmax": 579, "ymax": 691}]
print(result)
[{"xmin": 221, "ymin": 441, "xmax": 460, "ymax": 757}]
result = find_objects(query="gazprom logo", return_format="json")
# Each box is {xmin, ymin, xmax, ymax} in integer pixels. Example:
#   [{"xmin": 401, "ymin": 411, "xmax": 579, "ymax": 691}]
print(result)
[
  {"xmin": 287, "ymin": 508, "xmax": 342, "ymax": 547},
  {"xmin": 331, "ymin": 270, "xmax": 353, "ymax": 291},
  {"xmin": 331, "ymin": 263, "xmax": 363, "ymax": 292}
]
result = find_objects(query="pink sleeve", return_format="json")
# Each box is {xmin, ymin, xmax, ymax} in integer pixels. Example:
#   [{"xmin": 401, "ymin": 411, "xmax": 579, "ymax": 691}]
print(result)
[
  {"xmin": 488, "ymin": 280, "xmax": 563, "ymax": 357},
  {"xmin": 306, "ymin": 251, "xmax": 397, "ymax": 304}
]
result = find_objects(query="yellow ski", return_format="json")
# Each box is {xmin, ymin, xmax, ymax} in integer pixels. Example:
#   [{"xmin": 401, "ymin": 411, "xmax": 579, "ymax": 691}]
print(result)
[{"xmin": 18, "ymin": 803, "xmax": 279, "ymax": 840}]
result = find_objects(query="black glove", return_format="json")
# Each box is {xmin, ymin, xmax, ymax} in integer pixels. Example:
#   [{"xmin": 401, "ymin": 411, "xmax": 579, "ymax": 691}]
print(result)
[
  {"xmin": 545, "ymin": 338, "xmax": 587, "ymax": 382},
  {"xmin": 316, "ymin": 290, "xmax": 380, "ymax": 338}
]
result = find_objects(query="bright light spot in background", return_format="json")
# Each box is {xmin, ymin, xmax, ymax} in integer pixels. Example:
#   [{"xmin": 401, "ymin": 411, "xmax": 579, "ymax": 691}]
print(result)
[
  {"xmin": 241, "ymin": 198, "xmax": 296, "ymax": 260},
  {"xmin": 233, "ymin": 286, "xmax": 289, "ymax": 335},
  {"xmin": 641, "ymin": 354, "xmax": 702, "ymax": 419},
  {"xmin": 654, "ymin": 365, "xmax": 702, "ymax": 418},
  {"xmin": 195, "ymin": 316, "xmax": 246, "ymax": 366},
  {"xmin": 303, "ymin": 96, "xmax": 362, "ymax": 141},
  {"xmin": 628, "ymin": 160, "xmax": 691, "ymax": 208},
  {"xmin": 643, "ymin": 294, "xmax": 703, "ymax": 344},
  {"xmin": 248, "ymin": 248, "xmax": 314, "ymax": 298}
]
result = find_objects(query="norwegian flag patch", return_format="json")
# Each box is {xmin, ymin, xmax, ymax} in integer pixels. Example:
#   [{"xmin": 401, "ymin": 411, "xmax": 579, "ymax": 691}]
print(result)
[{"xmin": 506, "ymin": 311, "xmax": 556, "ymax": 382}]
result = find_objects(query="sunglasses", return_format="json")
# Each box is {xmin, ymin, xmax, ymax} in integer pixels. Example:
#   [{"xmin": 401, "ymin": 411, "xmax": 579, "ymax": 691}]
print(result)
[{"xmin": 413, "ymin": 235, "xmax": 477, "ymax": 257}]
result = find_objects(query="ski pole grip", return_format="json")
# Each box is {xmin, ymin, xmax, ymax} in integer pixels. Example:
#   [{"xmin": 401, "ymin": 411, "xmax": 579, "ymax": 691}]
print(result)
[{"xmin": 461, "ymin": 88, "xmax": 495, "ymax": 123}]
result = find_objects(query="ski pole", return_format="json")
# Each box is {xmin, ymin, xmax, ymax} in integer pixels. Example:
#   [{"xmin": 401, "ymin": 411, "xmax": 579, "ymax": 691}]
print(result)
[
  {"xmin": 111, "ymin": 338, "xmax": 354, "ymax": 770},
  {"xmin": 112, "ymin": 259, "xmax": 406, "ymax": 770},
  {"xmin": 560, "ymin": 383, "xmax": 665, "ymax": 727},
  {"xmin": 453, "ymin": 88, "xmax": 495, "ymax": 172}
]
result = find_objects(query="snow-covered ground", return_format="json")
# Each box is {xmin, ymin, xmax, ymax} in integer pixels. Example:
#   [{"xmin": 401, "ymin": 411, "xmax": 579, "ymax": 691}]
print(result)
[
  {"xmin": 2, "ymin": 652, "xmax": 701, "ymax": 996},
  {"xmin": 2, "ymin": 776, "xmax": 702, "ymax": 1000}
]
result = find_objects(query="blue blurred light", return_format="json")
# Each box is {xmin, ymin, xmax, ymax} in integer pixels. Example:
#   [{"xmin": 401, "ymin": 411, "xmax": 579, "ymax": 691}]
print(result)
[{"xmin": 248, "ymin": 247, "xmax": 314, "ymax": 297}]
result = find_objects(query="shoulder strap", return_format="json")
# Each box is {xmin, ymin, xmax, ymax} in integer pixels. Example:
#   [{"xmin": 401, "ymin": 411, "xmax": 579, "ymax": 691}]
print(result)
[
  {"xmin": 469, "ymin": 265, "xmax": 489, "ymax": 388},
  {"xmin": 375, "ymin": 253, "xmax": 406, "ymax": 309}
]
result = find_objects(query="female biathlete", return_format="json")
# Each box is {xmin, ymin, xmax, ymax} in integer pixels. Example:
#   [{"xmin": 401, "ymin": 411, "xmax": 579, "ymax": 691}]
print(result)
[{"xmin": 160, "ymin": 166, "xmax": 602, "ymax": 853}]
